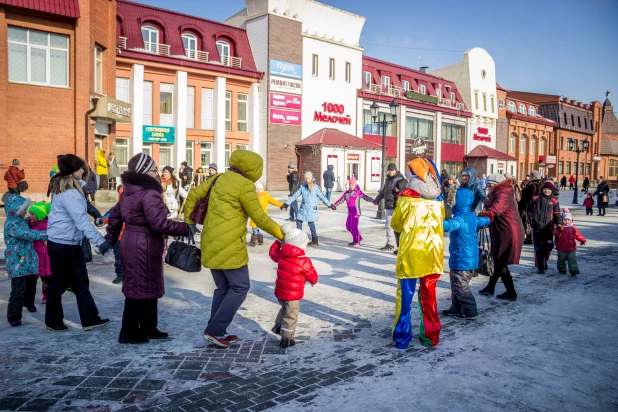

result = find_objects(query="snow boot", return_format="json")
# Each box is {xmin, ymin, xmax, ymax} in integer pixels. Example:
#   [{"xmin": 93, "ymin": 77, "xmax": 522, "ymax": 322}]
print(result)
[
  {"xmin": 257, "ymin": 234, "xmax": 264, "ymax": 245},
  {"xmin": 380, "ymin": 243, "xmax": 395, "ymax": 251},
  {"xmin": 249, "ymin": 235, "xmax": 258, "ymax": 247},
  {"xmin": 310, "ymin": 236, "xmax": 319, "ymax": 247},
  {"xmin": 271, "ymin": 323, "xmax": 281, "ymax": 335},
  {"xmin": 571, "ymin": 270, "xmax": 579, "ymax": 277},
  {"xmin": 478, "ymin": 286, "xmax": 495, "ymax": 296},
  {"xmin": 497, "ymin": 277, "xmax": 517, "ymax": 301},
  {"xmin": 280, "ymin": 337, "xmax": 296, "ymax": 348}
]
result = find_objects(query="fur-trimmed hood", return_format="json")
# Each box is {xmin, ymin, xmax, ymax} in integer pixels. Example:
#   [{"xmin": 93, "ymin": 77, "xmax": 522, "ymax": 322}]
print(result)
[{"xmin": 121, "ymin": 171, "xmax": 163, "ymax": 195}]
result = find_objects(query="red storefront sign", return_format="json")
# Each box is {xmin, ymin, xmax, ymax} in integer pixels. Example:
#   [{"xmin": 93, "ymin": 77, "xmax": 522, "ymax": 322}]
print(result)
[
  {"xmin": 269, "ymin": 92, "xmax": 302, "ymax": 110},
  {"xmin": 269, "ymin": 108, "xmax": 301, "ymax": 126},
  {"xmin": 473, "ymin": 127, "xmax": 491, "ymax": 142},
  {"xmin": 347, "ymin": 153, "xmax": 360, "ymax": 161},
  {"xmin": 314, "ymin": 102, "xmax": 352, "ymax": 125}
]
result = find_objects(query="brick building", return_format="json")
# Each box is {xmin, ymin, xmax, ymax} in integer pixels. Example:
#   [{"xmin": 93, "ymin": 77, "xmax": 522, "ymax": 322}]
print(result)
[
  {"xmin": 0, "ymin": 0, "xmax": 118, "ymax": 198},
  {"xmin": 507, "ymin": 91, "xmax": 602, "ymax": 183},
  {"xmin": 599, "ymin": 92, "xmax": 618, "ymax": 186}
]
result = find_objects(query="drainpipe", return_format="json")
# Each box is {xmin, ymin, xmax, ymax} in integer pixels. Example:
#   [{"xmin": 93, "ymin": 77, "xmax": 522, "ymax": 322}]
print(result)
[
  {"xmin": 85, "ymin": 97, "xmax": 99, "ymax": 163},
  {"xmin": 295, "ymin": 146, "xmax": 302, "ymax": 177}
]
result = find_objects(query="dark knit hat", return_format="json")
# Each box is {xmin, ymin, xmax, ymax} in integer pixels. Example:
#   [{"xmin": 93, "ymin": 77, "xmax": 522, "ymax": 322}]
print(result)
[
  {"xmin": 387, "ymin": 163, "xmax": 397, "ymax": 171},
  {"xmin": 542, "ymin": 180, "xmax": 555, "ymax": 190},
  {"xmin": 163, "ymin": 165, "xmax": 175, "ymax": 175},
  {"xmin": 12, "ymin": 159, "xmax": 19, "ymax": 166},
  {"xmin": 57, "ymin": 154, "xmax": 84, "ymax": 176},
  {"xmin": 209, "ymin": 163, "xmax": 217, "ymax": 171},
  {"xmin": 128, "ymin": 153, "xmax": 156, "ymax": 174}
]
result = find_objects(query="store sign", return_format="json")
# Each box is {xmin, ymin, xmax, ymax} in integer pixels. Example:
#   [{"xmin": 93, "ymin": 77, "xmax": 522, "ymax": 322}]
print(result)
[
  {"xmin": 270, "ymin": 75, "xmax": 302, "ymax": 94},
  {"xmin": 405, "ymin": 90, "xmax": 439, "ymax": 105},
  {"xmin": 270, "ymin": 59, "xmax": 302, "ymax": 80},
  {"xmin": 347, "ymin": 154, "xmax": 360, "ymax": 161},
  {"xmin": 143, "ymin": 125, "xmax": 175, "ymax": 143},
  {"xmin": 405, "ymin": 137, "xmax": 434, "ymax": 161},
  {"xmin": 89, "ymin": 96, "xmax": 132, "ymax": 124},
  {"xmin": 497, "ymin": 161, "xmax": 505, "ymax": 169},
  {"xmin": 269, "ymin": 108, "xmax": 301, "ymax": 126},
  {"xmin": 269, "ymin": 92, "xmax": 302, "ymax": 110},
  {"xmin": 473, "ymin": 127, "xmax": 491, "ymax": 142},
  {"xmin": 314, "ymin": 102, "xmax": 352, "ymax": 125},
  {"xmin": 546, "ymin": 155, "xmax": 557, "ymax": 164}
]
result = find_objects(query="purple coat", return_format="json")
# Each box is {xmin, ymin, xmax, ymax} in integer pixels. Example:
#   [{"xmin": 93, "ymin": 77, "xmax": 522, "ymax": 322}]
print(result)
[{"xmin": 105, "ymin": 172, "xmax": 188, "ymax": 300}]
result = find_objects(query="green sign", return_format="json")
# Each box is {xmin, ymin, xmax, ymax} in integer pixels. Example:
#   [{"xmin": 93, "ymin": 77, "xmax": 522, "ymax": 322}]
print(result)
[
  {"xmin": 405, "ymin": 91, "xmax": 439, "ymax": 105},
  {"xmin": 143, "ymin": 125, "xmax": 175, "ymax": 143}
]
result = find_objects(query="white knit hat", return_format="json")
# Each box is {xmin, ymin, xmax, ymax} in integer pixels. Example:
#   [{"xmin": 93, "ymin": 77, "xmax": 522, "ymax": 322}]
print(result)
[
  {"xmin": 304, "ymin": 171, "xmax": 313, "ymax": 179},
  {"xmin": 255, "ymin": 181, "xmax": 264, "ymax": 192},
  {"xmin": 281, "ymin": 222, "xmax": 309, "ymax": 250},
  {"xmin": 486, "ymin": 173, "xmax": 506, "ymax": 185}
]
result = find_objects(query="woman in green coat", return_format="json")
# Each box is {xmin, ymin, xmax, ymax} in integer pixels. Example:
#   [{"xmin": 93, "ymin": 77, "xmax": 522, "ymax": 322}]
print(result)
[{"xmin": 184, "ymin": 150, "xmax": 283, "ymax": 348}]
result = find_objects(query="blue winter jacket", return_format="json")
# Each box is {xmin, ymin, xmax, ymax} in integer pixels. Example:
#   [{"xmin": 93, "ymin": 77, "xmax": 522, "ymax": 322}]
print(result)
[
  {"xmin": 443, "ymin": 188, "xmax": 490, "ymax": 270},
  {"xmin": 459, "ymin": 167, "xmax": 487, "ymax": 211},
  {"xmin": 286, "ymin": 182, "xmax": 332, "ymax": 222},
  {"xmin": 3, "ymin": 195, "xmax": 47, "ymax": 278},
  {"xmin": 48, "ymin": 188, "xmax": 105, "ymax": 247}
]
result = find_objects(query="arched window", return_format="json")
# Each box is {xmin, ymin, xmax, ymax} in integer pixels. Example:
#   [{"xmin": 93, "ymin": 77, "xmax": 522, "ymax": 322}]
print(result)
[
  {"xmin": 217, "ymin": 40, "xmax": 231, "ymax": 65},
  {"xmin": 540, "ymin": 138, "xmax": 545, "ymax": 155},
  {"xmin": 530, "ymin": 136, "xmax": 536, "ymax": 155},
  {"xmin": 498, "ymin": 98, "xmax": 505, "ymax": 110},
  {"xmin": 518, "ymin": 103, "xmax": 526, "ymax": 114},
  {"xmin": 528, "ymin": 106, "xmax": 536, "ymax": 117},
  {"xmin": 507, "ymin": 101, "xmax": 516, "ymax": 112},
  {"xmin": 141, "ymin": 25, "xmax": 159, "ymax": 53},
  {"xmin": 182, "ymin": 33, "xmax": 198, "ymax": 59},
  {"xmin": 520, "ymin": 135, "xmax": 526, "ymax": 154},
  {"xmin": 510, "ymin": 132, "xmax": 516, "ymax": 153}
]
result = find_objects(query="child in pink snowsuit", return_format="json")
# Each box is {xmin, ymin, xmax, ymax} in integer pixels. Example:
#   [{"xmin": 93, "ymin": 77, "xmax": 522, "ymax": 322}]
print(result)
[{"xmin": 333, "ymin": 177, "xmax": 374, "ymax": 247}]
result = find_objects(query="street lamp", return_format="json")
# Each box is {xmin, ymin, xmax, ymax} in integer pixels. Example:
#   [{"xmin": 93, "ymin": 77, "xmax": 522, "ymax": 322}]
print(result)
[
  {"xmin": 567, "ymin": 138, "xmax": 589, "ymax": 204},
  {"xmin": 371, "ymin": 99, "xmax": 399, "ymax": 219}
]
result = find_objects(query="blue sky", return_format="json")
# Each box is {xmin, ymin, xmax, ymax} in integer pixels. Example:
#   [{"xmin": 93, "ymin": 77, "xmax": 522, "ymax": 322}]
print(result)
[{"xmin": 140, "ymin": 0, "xmax": 618, "ymax": 105}]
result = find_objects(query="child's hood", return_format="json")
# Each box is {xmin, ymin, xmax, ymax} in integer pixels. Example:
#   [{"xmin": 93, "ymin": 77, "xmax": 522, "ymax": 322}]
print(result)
[
  {"xmin": 451, "ymin": 188, "xmax": 474, "ymax": 214},
  {"xmin": 280, "ymin": 243, "xmax": 307, "ymax": 258},
  {"xmin": 4, "ymin": 194, "xmax": 31, "ymax": 221}
]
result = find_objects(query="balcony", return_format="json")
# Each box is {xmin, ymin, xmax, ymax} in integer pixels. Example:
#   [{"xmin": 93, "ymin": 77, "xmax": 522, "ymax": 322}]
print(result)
[
  {"xmin": 144, "ymin": 42, "xmax": 171, "ymax": 57},
  {"xmin": 220, "ymin": 55, "xmax": 242, "ymax": 69},
  {"xmin": 366, "ymin": 83, "xmax": 404, "ymax": 97},
  {"xmin": 438, "ymin": 98, "xmax": 466, "ymax": 111},
  {"xmin": 118, "ymin": 37, "xmax": 127, "ymax": 49},
  {"xmin": 186, "ymin": 50, "xmax": 209, "ymax": 63}
]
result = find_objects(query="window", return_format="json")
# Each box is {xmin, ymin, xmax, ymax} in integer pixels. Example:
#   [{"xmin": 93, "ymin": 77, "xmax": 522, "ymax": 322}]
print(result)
[
  {"xmin": 566, "ymin": 161, "xmax": 571, "ymax": 174},
  {"xmin": 510, "ymin": 133, "xmax": 516, "ymax": 153},
  {"xmin": 474, "ymin": 91, "xmax": 479, "ymax": 110},
  {"xmin": 437, "ymin": 89, "xmax": 442, "ymax": 99},
  {"xmin": 143, "ymin": 81, "xmax": 153, "ymax": 125},
  {"xmin": 586, "ymin": 163, "xmax": 591, "ymax": 176},
  {"xmin": 200, "ymin": 142, "xmax": 212, "ymax": 167},
  {"xmin": 419, "ymin": 84, "xmax": 426, "ymax": 95},
  {"xmin": 571, "ymin": 114, "xmax": 574, "ymax": 126},
  {"xmin": 530, "ymin": 136, "xmax": 536, "ymax": 155},
  {"xmin": 159, "ymin": 83, "xmax": 173, "ymax": 126},
  {"xmin": 116, "ymin": 138, "xmax": 129, "ymax": 171},
  {"xmin": 312, "ymin": 54, "xmax": 318, "ymax": 77},
  {"xmin": 237, "ymin": 93, "xmax": 248, "ymax": 132},
  {"xmin": 116, "ymin": 77, "xmax": 130, "ymax": 103},
  {"xmin": 558, "ymin": 161, "xmax": 563, "ymax": 175},
  {"xmin": 8, "ymin": 26, "xmax": 69, "ymax": 87},
  {"xmin": 94, "ymin": 46, "xmax": 103, "ymax": 94},
  {"xmin": 142, "ymin": 143, "xmax": 152, "ymax": 156},
  {"xmin": 560, "ymin": 137, "xmax": 564, "ymax": 150},
  {"xmin": 528, "ymin": 106, "xmax": 536, "ymax": 117},
  {"xmin": 402, "ymin": 80, "xmax": 410, "ymax": 91},
  {"xmin": 141, "ymin": 25, "xmax": 159, "ymax": 53},
  {"xmin": 442, "ymin": 161, "xmax": 464, "ymax": 176},
  {"xmin": 609, "ymin": 160, "xmax": 617, "ymax": 177},
  {"xmin": 236, "ymin": 144, "xmax": 248, "ymax": 151},
  {"xmin": 159, "ymin": 144, "xmax": 172, "ymax": 170},
  {"xmin": 491, "ymin": 96, "xmax": 495, "ymax": 113},
  {"xmin": 363, "ymin": 71, "xmax": 371, "ymax": 86},
  {"xmin": 329, "ymin": 58, "xmax": 335, "ymax": 80},
  {"xmin": 217, "ymin": 40, "xmax": 230, "ymax": 65},
  {"xmin": 578, "ymin": 117, "xmax": 581, "ymax": 128},
  {"xmin": 406, "ymin": 117, "xmax": 434, "ymax": 141},
  {"xmin": 483, "ymin": 94, "xmax": 487, "ymax": 111},
  {"xmin": 186, "ymin": 86, "xmax": 195, "ymax": 129},
  {"xmin": 584, "ymin": 118, "xmax": 588, "ymax": 129},
  {"xmin": 345, "ymin": 62, "xmax": 351, "ymax": 83},
  {"xmin": 441, "ymin": 123, "xmax": 465, "ymax": 144},
  {"xmin": 382, "ymin": 75, "xmax": 390, "ymax": 89},
  {"xmin": 540, "ymin": 138, "xmax": 545, "ymax": 155},
  {"xmin": 563, "ymin": 112, "xmax": 568, "ymax": 125},
  {"xmin": 520, "ymin": 136, "xmax": 526, "ymax": 154},
  {"xmin": 182, "ymin": 33, "xmax": 198, "ymax": 59},
  {"xmin": 520, "ymin": 163, "xmax": 525, "ymax": 177},
  {"xmin": 224, "ymin": 143, "xmax": 231, "ymax": 167},
  {"xmin": 498, "ymin": 99, "xmax": 505, "ymax": 110},
  {"xmin": 579, "ymin": 162, "xmax": 584, "ymax": 174},
  {"xmin": 185, "ymin": 142, "xmax": 193, "ymax": 167},
  {"xmin": 518, "ymin": 103, "xmax": 526, "ymax": 114},
  {"xmin": 450, "ymin": 92, "xmax": 456, "ymax": 101},
  {"xmin": 363, "ymin": 110, "xmax": 395, "ymax": 136},
  {"xmin": 225, "ymin": 91, "xmax": 231, "ymax": 131},
  {"xmin": 507, "ymin": 101, "xmax": 516, "ymax": 112},
  {"xmin": 201, "ymin": 88, "xmax": 214, "ymax": 129}
]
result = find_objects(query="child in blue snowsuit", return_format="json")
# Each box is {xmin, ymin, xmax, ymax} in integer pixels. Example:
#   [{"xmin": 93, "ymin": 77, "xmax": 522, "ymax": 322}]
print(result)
[
  {"xmin": 442, "ymin": 188, "xmax": 490, "ymax": 320},
  {"xmin": 4, "ymin": 195, "xmax": 47, "ymax": 326}
]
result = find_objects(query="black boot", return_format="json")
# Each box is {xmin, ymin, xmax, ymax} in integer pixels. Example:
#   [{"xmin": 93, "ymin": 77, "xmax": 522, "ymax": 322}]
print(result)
[
  {"xmin": 497, "ymin": 277, "xmax": 517, "ymax": 301},
  {"xmin": 249, "ymin": 235, "xmax": 258, "ymax": 247},
  {"xmin": 280, "ymin": 337, "xmax": 296, "ymax": 348},
  {"xmin": 271, "ymin": 323, "xmax": 281, "ymax": 335},
  {"xmin": 257, "ymin": 234, "xmax": 264, "ymax": 245},
  {"xmin": 310, "ymin": 236, "xmax": 319, "ymax": 247},
  {"xmin": 479, "ymin": 274, "xmax": 499, "ymax": 296}
]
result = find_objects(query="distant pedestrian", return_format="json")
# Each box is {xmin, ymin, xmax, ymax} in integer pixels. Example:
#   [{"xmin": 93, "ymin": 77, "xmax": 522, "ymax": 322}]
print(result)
[
  {"xmin": 107, "ymin": 153, "xmax": 120, "ymax": 191},
  {"xmin": 179, "ymin": 161, "xmax": 193, "ymax": 190},
  {"xmin": 96, "ymin": 150, "xmax": 108, "ymax": 190},
  {"xmin": 592, "ymin": 178, "xmax": 610, "ymax": 216},
  {"xmin": 583, "ymin": 193, "xmax": 594, "ymax": 216},
  {"xmin": 583, "ymin": 176, "xmax": 590, "ymax": 193},
  {"xmin": 332, "ymin": 177, "xmax": 374, "ymax": 247},
  {"xmin": 269, "ymin": 223, "xmax": 318, "ymax": 348},
  {"xmin": 442, "ymin": 174, "xmax": 458, "ymax": 220},
  {"xmin": 83, "ymin": 165, "xmax": 98, "ymax": 203},
  {"xmin": 518, "ymin": 170, "xmax": 543, "ymax": 244},
  {"xmin": 193, "ymin": 167, "xmax": 207, "ymax": 186},
  {"xmin": 569, "ymin": 175, "xmax": 575, "ymax": 190},
  {"xmin": 526, "ymin": 181, "xmax": 562, "ymax": 274},
  {"xmin": 286, "ymin": 164, "xmax": 300, "ymax": 222},
  {"xmin": 249, "ymin": 182, "xmax": 282, "ymax": 246},
  {"xmin": 553, "ymin": 208, "xmax": 586, "ymax": 276},
  {"xmin": 373, "ymin": 163, "xmax": 407, "ymax": 251},
  {"xmin": 560, "ymin": 176, "xmax": 567, "ymax": 190},
  {"xmin": 322, "ymin": 165, "xmax": 336, "ymax": 202},
  {"xmin": 4, "ymin": 159, "xmax": 25, "ymax": 195}
]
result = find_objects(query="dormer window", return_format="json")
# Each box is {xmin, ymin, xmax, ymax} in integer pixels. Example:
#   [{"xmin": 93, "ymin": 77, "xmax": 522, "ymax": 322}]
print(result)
[
  {"xmin": 216, "ymin": 40, "xmax": 230, "ymax": 65},
  {"xmin": 402, "ymin": 80, "xmax": 410, "ymax": 91},
  {"xmin": 507, "ymin": 101, "xmax": 516, "ymax": 112},
  {"xmin": 436, "ymin": 88, "xmax": 442, "ymax": 99},
  {"xmin": 528, "ymin": 106, "xmax": 536, "ymax": 117},
  {"xmin": 518, "ymin": 103, "xmax": 526, "ymax": 114},
  {"xmin": 141, "ymin": 25, "xmax": 159, "ymax": 53},
  {"xmin": 498, "ymin": 99, "xmax": 505, "ymax": 110},
  {"xmin": 450, "ymin": 92, "xmax": 456, "ymax": 101},
  {"xmin": 381, "ymin": 75, "xmax": 390, "ymax": 89},
  {"xmin": 419, "ymin": 84, "xmax": 426, "ymax": 95},
  {"xmin": 182, "ymin": 33, "xmax": 198, "ymax": 59}
]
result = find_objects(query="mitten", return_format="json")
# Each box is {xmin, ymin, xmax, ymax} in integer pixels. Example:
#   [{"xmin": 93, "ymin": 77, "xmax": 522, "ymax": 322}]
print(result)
[
  {"xmin": 580, "ymin": 241, "xmax": 586, "ymax": 246},
  {"xmin": 477, "ymin": 211, "xmax": 494, "ymax": 223},
  {"xmin": 556, "ymin": 225, "xmax": 564, "ymax": 233},
  {"xmin": 330, "ymin": 204, "xmax": 336, "ymax": 211},
  {"xmin": 280, "ymin": 204, "xmax": 289, "ymax": 211}
]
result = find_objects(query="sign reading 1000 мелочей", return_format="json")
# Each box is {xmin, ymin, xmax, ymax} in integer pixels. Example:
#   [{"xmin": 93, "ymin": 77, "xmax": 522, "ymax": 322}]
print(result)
[{"xmin": 143, "ymin": 126, "xmax": 175, "ymax": 144}]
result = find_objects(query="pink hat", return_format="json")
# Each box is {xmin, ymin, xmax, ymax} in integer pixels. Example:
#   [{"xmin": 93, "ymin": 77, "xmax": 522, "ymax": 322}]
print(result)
[{"xmin": 349, "ymin": 177, "xmax": 357, "ymax": 186}]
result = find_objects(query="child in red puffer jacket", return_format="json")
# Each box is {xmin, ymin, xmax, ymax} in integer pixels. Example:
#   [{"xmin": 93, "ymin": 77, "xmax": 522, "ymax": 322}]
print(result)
[
  {"xmin": 269, "ymin": 223, "xmax": 318, "ymax": 348},
  {"xmin": 553, "ymin": 208, "xmax": 586, "ymax": 276}
]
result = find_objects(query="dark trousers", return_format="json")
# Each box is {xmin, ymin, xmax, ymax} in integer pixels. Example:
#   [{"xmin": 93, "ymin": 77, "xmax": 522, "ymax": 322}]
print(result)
[
  {"xmin": 7, "ymin": 275, "xmax": 38, "ymax": 322},
  {"xmin": 99, "ymin": 175, "xmax": 108, "ymax": 190},
  {"xmin": 289, "ymin": 199, "xmax": 299, "ymax": 220},
  {"xmin": 45, "ymin": 241, "xmax": 101, "ymax": 328},
  {"xmin": 120, "ymin": 298, "xmax": 158, "ymax": 338},
  {"xmin": 8, "ymin": 187, "xmax": 19, "ymax": 195},
  {"xmin": 487, "ymin": 264, "xmax": 516, "ymax": 294},
  {"xmin": 533, "ymin": 229, "xmax": 553, "ymax": 270},
  {"xmin": 448, "ymin": 270, "xmax": 478, "ymax": 317},
  {"xmin": 206, "ymin": 265, "xmax": 250, "ymax": 336},
  {"xmin": 598, "ymin": 205, "xmax": 606, "ymax": 215},
  {"xmin": 557, "ymin": 251, "xmax": 579, "ymax": 274},
  {"xmin": 586, "ymin": 207, "xmax": 593, "ymax": 216},
  {"xmin": 113, "ymin": 241, "xmax": 122, "ymax": 278}
]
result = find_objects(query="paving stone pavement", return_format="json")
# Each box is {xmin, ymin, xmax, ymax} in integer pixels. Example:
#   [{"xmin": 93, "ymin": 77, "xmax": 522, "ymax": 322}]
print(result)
[{"xmin": 1, "ymin": 201, "xmax": 616, "ymax": 412}]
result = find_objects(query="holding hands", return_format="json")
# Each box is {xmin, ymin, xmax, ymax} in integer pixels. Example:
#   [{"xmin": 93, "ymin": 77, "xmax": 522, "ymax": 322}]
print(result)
[{"xmin": 280, "ymin": 204, "xmax": 289, "ymax": 211}]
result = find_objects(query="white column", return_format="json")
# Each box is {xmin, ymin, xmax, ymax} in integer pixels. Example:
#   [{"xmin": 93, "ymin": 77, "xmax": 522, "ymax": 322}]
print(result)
[
  {"xmin": 249, "ymin": 82, "xmax": 260, "ymax": 153},
  {"xmin": 130, "ymin": 64, "xmax": 144, "ymax": 156},
  {"xmin": 174, "ymin": 71, "xmax": 188, "ymax": 169},
  {"xmin": 435, "ymin": 112, "xmax": 442, "ymax": 168},
  {"xmin": 213, "ymin": 76, "xmax": 227, "ymax": 167},
  {"xmin": 398, "ymin": 105, "xmax": 407, "ymax": 172}
]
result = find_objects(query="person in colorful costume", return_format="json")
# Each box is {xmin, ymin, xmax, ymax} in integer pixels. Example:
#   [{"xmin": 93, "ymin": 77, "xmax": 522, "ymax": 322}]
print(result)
[
  {"xmin": 332, "ymin": 177, "xmax": 374, "ymax": 247},
  {"xmin": 390, "ymin": 158, "xmax": 444, "ymax": 349}
]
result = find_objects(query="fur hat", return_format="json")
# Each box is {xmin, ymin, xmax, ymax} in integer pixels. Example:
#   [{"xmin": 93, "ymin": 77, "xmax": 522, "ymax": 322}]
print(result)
[
  {"xmin": 281, "ymin": 222, "xmax": 309, "ymax": 250},
  {"xmin": 304, "ymin": 171, "xmax": 313, "ymax": 179},
  {"xmin": 29, "ymin": 201, "xmax": 51, "ymax": 221},
  {"xmin": 57, "ymin": 154, "xmax": 84, "ymax": 176},
  {"xmin": 348, "ymin": 177, "xmax": 357, "ymax": 187},
  {"xmin": 128, "ymin": 153, "xmax": 156, "ymax": 174},
  {"xmin": 542, "ymin": 180, "xmax": 555, "ymax": 190},
  {"xmin": 486, "ymin": 173, "xmax": 506, "ymax": 186},
  {"xmin": 562, "ymin": 208, "xmax": 573, "ymax": 222},
  {"xmin": 255, "ymin": 181, "xmax": 264, "ymax": 192},
  {"xmin": 12, "ymin": 159, "xmax": 19, "ymax": 166},
  {"xmin": 530, "ymin": 170, "xmax": 542, "ymax": 180}
]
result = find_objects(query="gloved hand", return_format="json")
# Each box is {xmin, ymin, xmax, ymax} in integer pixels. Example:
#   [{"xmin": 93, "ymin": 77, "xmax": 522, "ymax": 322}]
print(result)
[
  {"xmin": 95, "ymin": 218, "xmax": 105, "ymax": 227},
  {"xmin": 556, "ymin": 225, "xmax": 564, "ymax": 233},
  {"xmin": 580, "ymin": 241, "xmax": 586, "ymax": 246},
  {"xmin": 280, "ymin": 204, "xmax": 289, "ymax": 211},
  {"xmin": 373, "ymin": 201, "xmax": 378, "ymax": 206},
  {"xmin": 97, "ymin": 241, "xmax": 111, "ymax": 256},
  {"xmin": 330, "ymin": 204, "xmax": 336, "ymax": 211},
  {"xmin": 188, "ymin": 224, "xmax": 198, "ymax": 238}
]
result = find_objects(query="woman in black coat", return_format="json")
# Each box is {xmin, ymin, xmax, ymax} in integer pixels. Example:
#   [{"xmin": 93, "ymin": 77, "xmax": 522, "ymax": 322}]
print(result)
[
  {"xmin": 592, "ymin": 178, "xmax": 610, "ymax": 216},
  {"xmin": 582, "ymin": 177, "xmax": 590, "ymax": 193},
  {"xmin": 560, "ymin": 176, "xmax": 567, "ymax": 190}
]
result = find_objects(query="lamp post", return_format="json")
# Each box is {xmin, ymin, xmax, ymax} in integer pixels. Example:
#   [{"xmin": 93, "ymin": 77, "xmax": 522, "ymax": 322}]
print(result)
[
  {"xmin": 567, "ymin": 138, "xmax": 589, "ymax": 205},
  {"xmin": 371, "ymin": 99, "xmax": 399, "ymax": 219}
]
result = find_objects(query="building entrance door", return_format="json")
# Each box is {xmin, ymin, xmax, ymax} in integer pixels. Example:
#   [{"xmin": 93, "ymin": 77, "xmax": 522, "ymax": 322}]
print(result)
[{"xmin": 346, "ymin": 162, "xmax": 359, "ymax": 183}]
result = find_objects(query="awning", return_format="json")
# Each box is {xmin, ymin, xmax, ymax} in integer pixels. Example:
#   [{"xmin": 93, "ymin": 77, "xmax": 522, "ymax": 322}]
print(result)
[{"xmin": 89, "ymin": 96, "xmax": 132, "ymax": 124}]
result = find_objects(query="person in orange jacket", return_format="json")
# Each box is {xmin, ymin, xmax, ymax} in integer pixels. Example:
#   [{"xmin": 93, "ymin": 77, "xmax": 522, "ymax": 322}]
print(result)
[{"xmin": 249, "ymin": 182, "xmax": 282, "ymax": 246}]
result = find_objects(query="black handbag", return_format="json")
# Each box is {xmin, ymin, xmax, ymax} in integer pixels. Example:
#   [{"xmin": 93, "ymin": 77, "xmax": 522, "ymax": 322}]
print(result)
[
  {"xmin": 165, "ymin": 236, "xmax": 202, "ymax": 272},
  {"xmin": 477, "ymin": 227, "xmax": 494, "ymax": 277}
]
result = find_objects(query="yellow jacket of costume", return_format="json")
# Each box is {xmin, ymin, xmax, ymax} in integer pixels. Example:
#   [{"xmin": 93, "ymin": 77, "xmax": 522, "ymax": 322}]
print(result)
[
  {"xmin": 250, "ymin": 192, "xmax": 283, "ymax": 228},
  {"xmin": 391, "ymin": 195, "xmax": 444, "ymax": 278}
]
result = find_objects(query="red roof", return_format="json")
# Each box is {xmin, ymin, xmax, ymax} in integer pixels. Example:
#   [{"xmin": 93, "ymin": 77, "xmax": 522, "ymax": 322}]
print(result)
[
  {"xmin": 0, "ymin": 0, "xmax": 80, "ymax": 18},
  {"xmin": 117, "ymin": 0, "xmax": 258, "ymax": 73},
  {"xmin": 297, "ymin": 128, "xmax": 382, "ymax": 149},
  {"xmin": 465, "ymin": 145, "xmax": 518, "ymax": 161}
]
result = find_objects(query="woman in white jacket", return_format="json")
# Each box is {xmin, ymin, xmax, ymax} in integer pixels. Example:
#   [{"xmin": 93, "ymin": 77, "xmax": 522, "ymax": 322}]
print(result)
[{"xmin": 161, "ymin": 166, "xmax": 187, "ymax": 219}]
